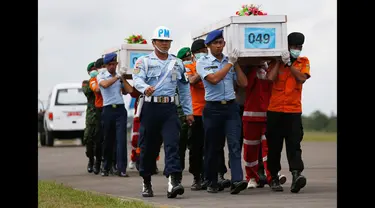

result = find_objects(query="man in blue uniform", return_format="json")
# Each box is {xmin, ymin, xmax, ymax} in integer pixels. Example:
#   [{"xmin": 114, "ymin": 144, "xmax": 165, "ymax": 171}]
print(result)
[
  {"xmin": 132, "ymin": 26, "xmax": 194, "ymax": 198},
  {"xmin": 196, "ymin": 30, "xmax": 248, "ymax": 194},
  {"xmin": 97, "ymin": 53, "xmax": 133, "ymax": 177}
]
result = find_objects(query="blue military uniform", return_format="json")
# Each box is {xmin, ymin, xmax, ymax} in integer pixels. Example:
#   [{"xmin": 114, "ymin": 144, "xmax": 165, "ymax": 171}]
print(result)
[
  {"xmin": 132, "ymin": 51, "xmax": 193, "ymax": 198},
  {"xmin": 97, "ymin": 53, "xmax": 129, "ymax": 177},
  {"xmin": 196, "ymin": 30, "xmax": 247, "ymax": 194}
]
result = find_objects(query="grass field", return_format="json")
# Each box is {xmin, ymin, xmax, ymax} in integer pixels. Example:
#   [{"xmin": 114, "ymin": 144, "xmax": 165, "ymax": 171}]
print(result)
[
  {"xmin": 38, "ymin": 180, "xmax": 155, "ymax": 208},
  {"xmin": 303, "ymin": 131, "xmax": 336, "ymax": 142}
]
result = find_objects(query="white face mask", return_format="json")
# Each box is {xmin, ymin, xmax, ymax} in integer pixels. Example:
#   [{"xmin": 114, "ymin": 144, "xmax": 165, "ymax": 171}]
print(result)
[
  {"xmin": 194, "ymin": 53, "xmax": 207, "ymax": 60},
  {"xmin": 290, "ymin": 49, "xmax": 301, "ymax": 58},
  {"xmin": 183, "ymin": 60, "xmax": 193, "ymax": 65},
  {"xmin": 154, "ymin": 45, "xmax": 169, "ymax": 54}
]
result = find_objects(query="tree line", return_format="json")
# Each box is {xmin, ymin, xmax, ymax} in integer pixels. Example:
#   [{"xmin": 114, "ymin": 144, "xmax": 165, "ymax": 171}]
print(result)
[{"xmin": 302, "ymin": 110, "xmax": 337, "ymax": 132}]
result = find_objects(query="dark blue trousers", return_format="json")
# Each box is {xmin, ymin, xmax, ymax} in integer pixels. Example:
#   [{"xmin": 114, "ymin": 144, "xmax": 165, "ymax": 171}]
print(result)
[
  {"xmin": 137, "ymin": 124, "xmax": 161, "ymax": 173},
  {"xmin": 139, "ymin": 102, "xmax": 181, "ymax": 177},
  {"xmin": 102, "ymin": 104, "xmax": 128, "ymax": 173},
  {"xmin": 202, "ymin": 101, "xmax": 243, "ymax": 185}
]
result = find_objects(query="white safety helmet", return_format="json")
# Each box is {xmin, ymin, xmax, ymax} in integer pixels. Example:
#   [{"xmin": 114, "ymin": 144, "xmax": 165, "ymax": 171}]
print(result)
[{"xmin": 151, "ymin": 26, "xmax": 173, "ymax": 41}]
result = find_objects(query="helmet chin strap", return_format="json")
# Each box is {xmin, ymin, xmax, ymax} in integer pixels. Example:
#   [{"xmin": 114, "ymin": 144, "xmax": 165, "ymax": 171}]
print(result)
[{"xmin": 154, "ymin": 44, "xmax": 169, "ymax": 54}]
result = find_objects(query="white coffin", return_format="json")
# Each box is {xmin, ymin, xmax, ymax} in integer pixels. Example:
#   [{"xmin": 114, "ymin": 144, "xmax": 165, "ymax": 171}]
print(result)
[
  {"xmin": 119, "ymin": 44, "xmax": 154, "ymax": 74},
  {"xmin": 191, "ymin": 15, "xmax": 288, "ymax": 58}
]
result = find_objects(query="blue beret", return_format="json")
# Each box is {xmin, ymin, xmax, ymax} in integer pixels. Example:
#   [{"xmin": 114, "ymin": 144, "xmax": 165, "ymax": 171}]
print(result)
[
  {"xmin": 103, "ymin": 53, "xmax": 117, "ymax": 64},
  {"xmin": 205, "ymin": 30, "xmax": 223, "ymax": 45}
]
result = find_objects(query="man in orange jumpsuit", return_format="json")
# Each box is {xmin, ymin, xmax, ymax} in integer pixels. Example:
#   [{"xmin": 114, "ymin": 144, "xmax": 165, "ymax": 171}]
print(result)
[
  {"xmin": 242, "ymin": 62, "xmax": 286, "ymax": 189},
  {"xmin": 266, "ymin": 32, "xmax": 310, "ymax": 193}
]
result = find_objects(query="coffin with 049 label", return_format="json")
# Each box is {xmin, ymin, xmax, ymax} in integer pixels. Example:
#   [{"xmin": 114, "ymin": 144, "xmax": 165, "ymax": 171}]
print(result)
[{"xmin": 191, "ymin": 15, "xmax": 288, "ymax": 59}]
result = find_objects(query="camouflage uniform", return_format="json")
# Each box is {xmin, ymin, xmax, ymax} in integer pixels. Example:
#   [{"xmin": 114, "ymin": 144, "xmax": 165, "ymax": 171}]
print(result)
[{"xmin": 82, "ymin": 80, "xmax": 98, "ymax": 161}]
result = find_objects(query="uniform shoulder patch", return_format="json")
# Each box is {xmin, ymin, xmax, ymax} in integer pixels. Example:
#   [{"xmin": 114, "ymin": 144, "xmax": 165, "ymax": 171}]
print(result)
[{"xmin": 133, "ymin": 68, "xmax": 140, "ymax": 74}]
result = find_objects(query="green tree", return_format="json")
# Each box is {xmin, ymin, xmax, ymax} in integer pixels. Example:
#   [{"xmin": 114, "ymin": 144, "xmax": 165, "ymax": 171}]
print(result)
[{"xmin": 309, "ymin": 110, "xmax": 330, "ymax": 131}]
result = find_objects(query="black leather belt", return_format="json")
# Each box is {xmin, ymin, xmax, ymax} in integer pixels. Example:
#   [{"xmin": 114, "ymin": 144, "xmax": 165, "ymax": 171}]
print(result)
[
  {"xmin": 206, "ymin": 99, "xmax": 235, "ymax": 105},
  {"xmin": 104, "ymin": 104, "xmax": 124, "ymax": 108}
]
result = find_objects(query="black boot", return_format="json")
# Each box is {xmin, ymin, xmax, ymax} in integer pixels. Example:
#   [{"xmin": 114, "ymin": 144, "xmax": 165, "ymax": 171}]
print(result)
[
  {"xmin": 87, "ymin": 158, "xmax": 94, "ymax": 173},
  {"xmin": 257, "ymin": 172, "xmax": 267, "ymax": 188},
  {"xmin": 167, "ymin": 173, "xmax": 184, "ymax": 198},
  {"xmin": 111, "ymin": 164, "xmax": 118, "ymax": 175},
  {"xmin": 290, "ymin": 171, "xmax": 306, "ymax": 193},
  {"xmin": 142, "ymin": 176, "xmax": 154, "ymax": 197},
  {"xmin": 207, "ymin": 181, "xmax": 219, "ymax": 193},
  {"xmin": 230, "ymin": 181, "xmax": 247, "ymax": 194},
  {"xmin": 270, "ymin": 176, "xmax": 283, "ymax": 192},
  {"xmin": 201, "ymin": 179, "xmax": 209, "ymax": 190},
  {"xmin": 101, "ymin": 161, "xmax": 109, "ymax": 177},
  {"xmin": 101, "ymin": 168, "xmax": 109, "ymax": 177},
  {"xmin": 191, "ymin": 175, "xmax": 202, "ymax": 191},
  {"xmin": 93, "ymin": 159, "xmax": 101, "ymax": 175},
  {"xmin": 218, "ymin": 172, "xmax": 231, "ymax": 191}
]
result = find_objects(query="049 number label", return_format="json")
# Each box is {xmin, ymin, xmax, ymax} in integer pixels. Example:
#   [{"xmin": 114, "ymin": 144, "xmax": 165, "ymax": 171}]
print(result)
[{"xmin": 244, "ymin": 27, "xmax": 276, "ymax": 49}]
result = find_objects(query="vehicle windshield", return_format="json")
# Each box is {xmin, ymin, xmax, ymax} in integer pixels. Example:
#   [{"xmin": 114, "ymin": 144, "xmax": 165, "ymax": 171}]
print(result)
[{"xmin": 55, "ymin": 88, "xmax": 87, "ymax": 106}]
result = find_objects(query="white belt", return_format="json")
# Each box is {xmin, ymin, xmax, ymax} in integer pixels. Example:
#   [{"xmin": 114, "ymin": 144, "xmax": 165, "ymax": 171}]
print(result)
[
  {"xmin": 144, "ymin": 96, "xmax": 175, "ymax": 103},
  {"xmin": 243, "ymin": 111, "xmax": 266, "ymax": 117}
]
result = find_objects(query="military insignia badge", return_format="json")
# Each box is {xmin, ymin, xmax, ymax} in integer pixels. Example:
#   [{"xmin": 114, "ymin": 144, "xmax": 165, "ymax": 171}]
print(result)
[{"xmin": 133, "ymin": 68, "xmax": 140, "ymax": 74}]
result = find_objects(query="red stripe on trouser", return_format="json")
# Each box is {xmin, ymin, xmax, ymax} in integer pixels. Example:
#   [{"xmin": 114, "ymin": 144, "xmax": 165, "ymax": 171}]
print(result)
[
  {"xmin": 130, "ymin": 117, "xmax": 141, "ymax": 162},
  {"xmin": 130, "ymin": 117, "xmax": 161, "ymax": 162},
  {"xmin": 260, "ymin": 136, "xmax": 271, "ymax": 183},
  {"xmin": 243, "ymin": 122, "xmax": 271, "ymax": 183}
]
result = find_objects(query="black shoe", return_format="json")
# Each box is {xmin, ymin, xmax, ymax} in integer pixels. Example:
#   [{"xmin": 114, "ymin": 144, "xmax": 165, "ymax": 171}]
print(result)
[
  {"xmin": 270, "ymin": 177, "xmax": 283, "ymax": 192},
  {"xmin": 111, "ymin": 165, "xmax": 118, "ymax": 175},
  {"xmin": 167, "ymin": 173, "xmax": 184, "ymax": 198},
  {"xmin": 290, "ymin": 171, "xmax": 306, "ymax": 193},
  {"xmin": 101, "ymin": 169, "xmax": 109, "ymax": 177},
  {"xmin": 191, "ymin": 176, "xmax": 202, "ymax": 191},
  {"xmin": 257, "ymin": 174, "xmax": 267, "ymax": 188},
  {"xmin": 87, "ymin": 159, "xmax": 94, "ymax": 173},
  {"xmin": 142, "ymin": 182, "xmax": 154, "ymax": 197},
  {"xmin": 230, "ymin": 181, "xmax": 247, "ymax": 194},
  {"xmin": 201, "ymin": 179, "xmax": 209, "ymax": 190},
  {"xmin": 218, "ymin": 173, "xmax": 231, "ymax": 190},
  {"xmin": 207, "ymin": 185, "xmax": 219, "ymax": 193},
  {"xmin": 93, "ymin": 161, "xmax": 101, "ymax": 175},
  {"xmin": 118, "ymin": 172, "xmax": 129, "ymax": 177}
]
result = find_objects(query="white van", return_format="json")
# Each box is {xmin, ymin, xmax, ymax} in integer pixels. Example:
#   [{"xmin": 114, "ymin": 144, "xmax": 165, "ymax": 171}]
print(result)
[{"xmin": 42, "ymin": 83, "xmax": 87, "ymax": 146}]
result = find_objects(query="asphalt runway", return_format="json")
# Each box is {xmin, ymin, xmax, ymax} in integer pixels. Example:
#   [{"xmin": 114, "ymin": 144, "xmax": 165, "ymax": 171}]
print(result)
[{"xmin": 38, "ymin": 140, "xmax": 337, "ymax": 208}]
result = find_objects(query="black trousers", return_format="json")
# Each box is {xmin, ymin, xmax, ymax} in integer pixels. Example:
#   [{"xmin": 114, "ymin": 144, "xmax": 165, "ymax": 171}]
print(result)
[
  {"xmin": 187, "ymin": 116, "xmax": 205, "ymax": 177},
  {"xmin": 266, "ymin": 111, "xmax": 304, "ymax": 176},
  {"xmin": 181, "ymin": 116, "xmax": 227, "ymax": 177}
]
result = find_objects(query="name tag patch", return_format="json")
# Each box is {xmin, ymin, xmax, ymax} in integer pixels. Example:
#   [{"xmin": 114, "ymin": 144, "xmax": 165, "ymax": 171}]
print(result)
[{"xmin": 204, "ymin": 66, "xmax": 218, "ymax": 71}]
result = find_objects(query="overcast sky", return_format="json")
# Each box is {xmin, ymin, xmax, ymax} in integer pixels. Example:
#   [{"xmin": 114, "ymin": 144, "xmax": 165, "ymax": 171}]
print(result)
[{"xmin": 38, "ymin": 0, "xmax": 336, "ymax": 116}]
